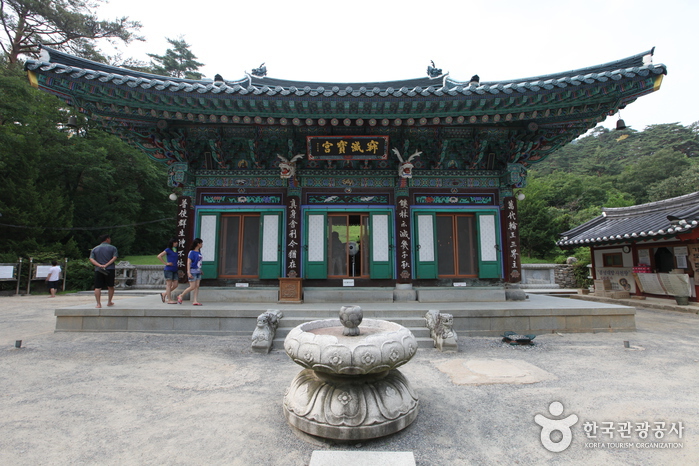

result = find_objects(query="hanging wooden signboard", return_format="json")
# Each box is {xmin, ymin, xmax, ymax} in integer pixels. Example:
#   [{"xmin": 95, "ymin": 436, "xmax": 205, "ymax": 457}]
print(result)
[{"xmin": 307, "ymin": 136, "xmax": 389, "ymax": 160}]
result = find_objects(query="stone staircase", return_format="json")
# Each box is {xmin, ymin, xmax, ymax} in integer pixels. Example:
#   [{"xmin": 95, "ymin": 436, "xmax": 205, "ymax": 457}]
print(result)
[
  {"xmin": 195, "ymin": 285, "xmax": 499, "ymax": 349},
  {"xmin": 57, "ymin": 286, "xmax": 637, "ymax": 340}
]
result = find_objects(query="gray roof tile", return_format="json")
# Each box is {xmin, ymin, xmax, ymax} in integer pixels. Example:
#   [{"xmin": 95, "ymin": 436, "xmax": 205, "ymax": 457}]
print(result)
[
  {"xmin": 558, "ymin": 192, "xmax": 699, "ymax": 247},
  {"xmin": 26, "ymin": 46, "xmax": 666, "ymax": 100}
]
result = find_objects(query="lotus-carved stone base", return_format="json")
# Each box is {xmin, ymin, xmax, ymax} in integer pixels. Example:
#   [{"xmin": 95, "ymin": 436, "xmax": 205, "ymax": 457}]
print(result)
[{"xmin": 283, "ymin": 368, "xmax": 418, "ymax": 440}]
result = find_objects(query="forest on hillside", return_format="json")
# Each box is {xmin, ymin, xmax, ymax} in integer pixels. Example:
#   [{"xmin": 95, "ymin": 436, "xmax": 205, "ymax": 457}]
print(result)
[{"xmin": 519, "ymin": 122, "xmax": 699, "ymax": 260}]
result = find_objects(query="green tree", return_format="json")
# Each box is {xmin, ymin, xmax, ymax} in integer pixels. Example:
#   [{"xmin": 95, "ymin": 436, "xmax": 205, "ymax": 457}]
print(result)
[
  {"xmin": 0, "ymin": 64, "xmax": 73, "ymax": 252},
  {"xmin": 0, "ymin": 64, "xmax": 175, "ymax": 259},
  {"xmin": 535, "ymin": 126, "xmax": 636, "ymax": 177},
  {"xmin": 517, "ymin": 176, "xmax": 562, "ymax": 258},
  {"xmin": 59, "ymin": 128, "xmax": 176, "ymax": 255},
  {"xmin": 0, "ymin": 0, "xmax": 143, "ymax": 64},
  {"xmin": 617, "ymin": 148, "xmax": 691, "ymax": 203},
  {"xmin": 646, "ymin": 162, "xmax": 699, "ymax": 201},
  {"xmin": 634, "ymin": 123, "xmax": 699, "ymax": 159},
  {"xmin": 147, "ymin": 37, "xmax": 204, "ymax": 79}
]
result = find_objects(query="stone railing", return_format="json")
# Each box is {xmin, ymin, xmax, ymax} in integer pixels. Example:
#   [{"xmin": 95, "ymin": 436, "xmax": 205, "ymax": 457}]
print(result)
[
  {"xmin": 520, "ymin": 263, "xmax": 577, "ymax": 289},
  {"xmin": 114, "ymin": 262, "xmax": 168, "ymax": 289},
  {"xmin": 114, "ymin": 262, "xmax": 136, "ymax": 289}
]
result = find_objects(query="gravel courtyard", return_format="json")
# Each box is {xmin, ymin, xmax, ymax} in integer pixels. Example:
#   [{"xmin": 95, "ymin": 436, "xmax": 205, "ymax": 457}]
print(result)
[{"xmin": 1, "ymin": 294, "xmax": 697, "ymax": 465}]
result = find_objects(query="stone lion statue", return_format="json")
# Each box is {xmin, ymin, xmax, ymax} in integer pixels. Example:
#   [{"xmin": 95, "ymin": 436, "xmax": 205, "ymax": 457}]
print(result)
[
  {"xmin": 251, "ymin": 309, "xmax": 283, "ymax": 353},
  {"xmin": 424, "ymin": 310, "xmax": 458, "ymax": 352}
]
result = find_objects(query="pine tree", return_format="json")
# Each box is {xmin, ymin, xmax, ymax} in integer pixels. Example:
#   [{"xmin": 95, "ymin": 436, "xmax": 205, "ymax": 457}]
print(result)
[
  {"xmin": 147, "ymin": 37, "xmax": 204, "ymax": 79},
  {"xmin": 0, "ymin": 0, "xmax": 142, "ymax": 64}
]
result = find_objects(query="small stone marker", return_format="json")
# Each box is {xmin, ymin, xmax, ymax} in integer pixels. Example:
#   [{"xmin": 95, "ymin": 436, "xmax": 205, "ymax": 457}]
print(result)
[{"xmin": 309, "ymin": 451, "xmax": 415, "ymax": 466}]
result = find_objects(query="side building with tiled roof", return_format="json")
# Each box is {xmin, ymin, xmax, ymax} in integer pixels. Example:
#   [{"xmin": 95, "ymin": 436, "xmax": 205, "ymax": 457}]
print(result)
[
  {"xmin": 25, "ymin": 46, "xmax": 666, "ymax": 297},
  {"xmin": 558, "ymin": 192, "xmax": 699, "ymax": 302}
]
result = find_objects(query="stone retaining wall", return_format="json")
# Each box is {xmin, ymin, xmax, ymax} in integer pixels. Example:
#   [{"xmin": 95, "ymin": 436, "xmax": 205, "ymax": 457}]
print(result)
[{"xmin": 554, "ymin": 264, "xmax": 577, "ymax": 288}]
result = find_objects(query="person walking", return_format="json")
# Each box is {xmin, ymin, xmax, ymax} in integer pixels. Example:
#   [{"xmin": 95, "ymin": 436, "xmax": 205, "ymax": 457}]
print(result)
[
  {"xmin": 157, "ymin": 238, "xmax": 179, "ymax": 304},
  {"xmin": 177, "ymin": 238, "xmax": 203, "ymax": 306},
  {"xmin": 45, "ymin": 260, "xmax": 62, "ymax": 298},
  {"xmin": 89, "ymin": 234, "xmax": 118, "ymax": 308}
]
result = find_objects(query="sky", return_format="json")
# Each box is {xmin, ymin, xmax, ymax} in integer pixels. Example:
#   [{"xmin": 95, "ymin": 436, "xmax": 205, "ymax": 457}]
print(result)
[{"xmin": 96, "ymin": 0, "xmax": 697, "ymax": 132}]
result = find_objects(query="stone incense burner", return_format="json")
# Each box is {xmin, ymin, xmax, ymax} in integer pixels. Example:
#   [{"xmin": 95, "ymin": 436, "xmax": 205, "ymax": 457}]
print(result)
[{"xmin": 283, "ymin": 305, "xmax": 419, "ymax": 440}]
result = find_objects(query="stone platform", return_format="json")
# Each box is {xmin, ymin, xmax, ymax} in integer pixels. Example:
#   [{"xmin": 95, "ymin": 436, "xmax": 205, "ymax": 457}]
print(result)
[
  {"xmin": 54, "ymin": 292, "xmax": 636, "ymax": 348},
  {"xmin": 153, "ymin": 286, "xmax": 511, "ymax": 304}
]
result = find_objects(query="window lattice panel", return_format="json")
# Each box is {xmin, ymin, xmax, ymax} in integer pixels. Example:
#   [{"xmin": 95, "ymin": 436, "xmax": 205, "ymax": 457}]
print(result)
[
  {"xmin": 372, "ymin": 214, "xmax": 389, "ymax": 262},
  {"xmin": 308, "ymin": 215, "xmax": 324, "ymax": 262},
  {"xmin": 479, "ymin": 215, "xmax": 497, "ymax": 262},
  {"xmin": 418, "ymin": 215, "xmax": 434, "ymax": 262},
  {"xmin": 200, "ymin": 215, "xmax": 217, "ymax": 262},
  {"xmin": 262, "ymin": 215, "xmax": 278, "ymax": 262}
]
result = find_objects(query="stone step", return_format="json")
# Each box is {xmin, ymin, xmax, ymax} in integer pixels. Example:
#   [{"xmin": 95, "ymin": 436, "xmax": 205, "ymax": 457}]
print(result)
[
  {"xmin": 197, "ymin": 287, "xmax": 279, "ymax": 302},
  {"xmin": 268, "ymin": 309, "xmax": 432, "ymax": 320},
  {"xmin": 274, "ymin": 324, "xmax": 430, "ymax": 340},
  {"xmin": 275, "ymin": 316, "xmax": 429, "ymax": 330},
  {"xmin": 416, "ymin": 287, "xmax": 506, "ymax": 302},
  {"xmin": 303, "ymin": 287, "xmax": 395, "ymax": 303},
  {"xmin": 192, "ymin": 286, "xmax": 511, "ymax": 303},
  {"xmin": 54, "ymin": 294, "xmax": 637, "ymax": 336}
]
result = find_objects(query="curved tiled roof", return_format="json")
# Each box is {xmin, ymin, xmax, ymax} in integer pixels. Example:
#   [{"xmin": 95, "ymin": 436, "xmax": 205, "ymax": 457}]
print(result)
[
  {"xmin": 23, "ymin": 46, "xmax": 668, "ymax": 168},
  {"xmin": 26, "ymin": 46, "xmax": 665, "ymax": 101},
  {"xmin": 557, "ymin": 192, "xmax": 699, "ymax": 247}
]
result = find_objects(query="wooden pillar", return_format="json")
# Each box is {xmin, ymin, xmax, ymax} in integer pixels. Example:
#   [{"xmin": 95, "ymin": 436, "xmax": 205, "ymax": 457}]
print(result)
[
  {"xmin": 396, "ymin": 194, "xmax": 412, "ymax": 283},
  {"xmin": 176, "ymin": 196, "xmax": 193, "ymax": 283},
  {"xmin": 502, "ymin": 196, "xmax": 522, "ymax": 283},
  {"xmin": 284, "ymin": 195, "xmax": 301, "ymax": 279}
]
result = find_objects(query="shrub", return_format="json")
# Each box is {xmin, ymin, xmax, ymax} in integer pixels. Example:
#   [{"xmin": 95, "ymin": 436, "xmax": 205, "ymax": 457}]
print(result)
[
  {"xmin": 573, "ymin": 261, "xmax": 593, "ymax": 289},
  {"xmin": 65, "ymin": 259, "xmax": 94, "ymax": 291}
]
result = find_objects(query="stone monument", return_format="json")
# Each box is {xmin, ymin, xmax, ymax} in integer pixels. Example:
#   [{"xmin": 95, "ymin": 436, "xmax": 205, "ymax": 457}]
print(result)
[{"xmin": 283, "ymin": 306, "xmax": 419, "ymax": 440}]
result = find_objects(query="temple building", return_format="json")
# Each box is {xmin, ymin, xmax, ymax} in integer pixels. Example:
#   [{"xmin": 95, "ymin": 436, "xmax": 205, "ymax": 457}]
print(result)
[
  {"xmin": 26, "ymin": 47, "xmax": 666, "ymax": 297},
  {"xmin": 558, "ymin": 192, "xmax": 699, "ymax": 303}
]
